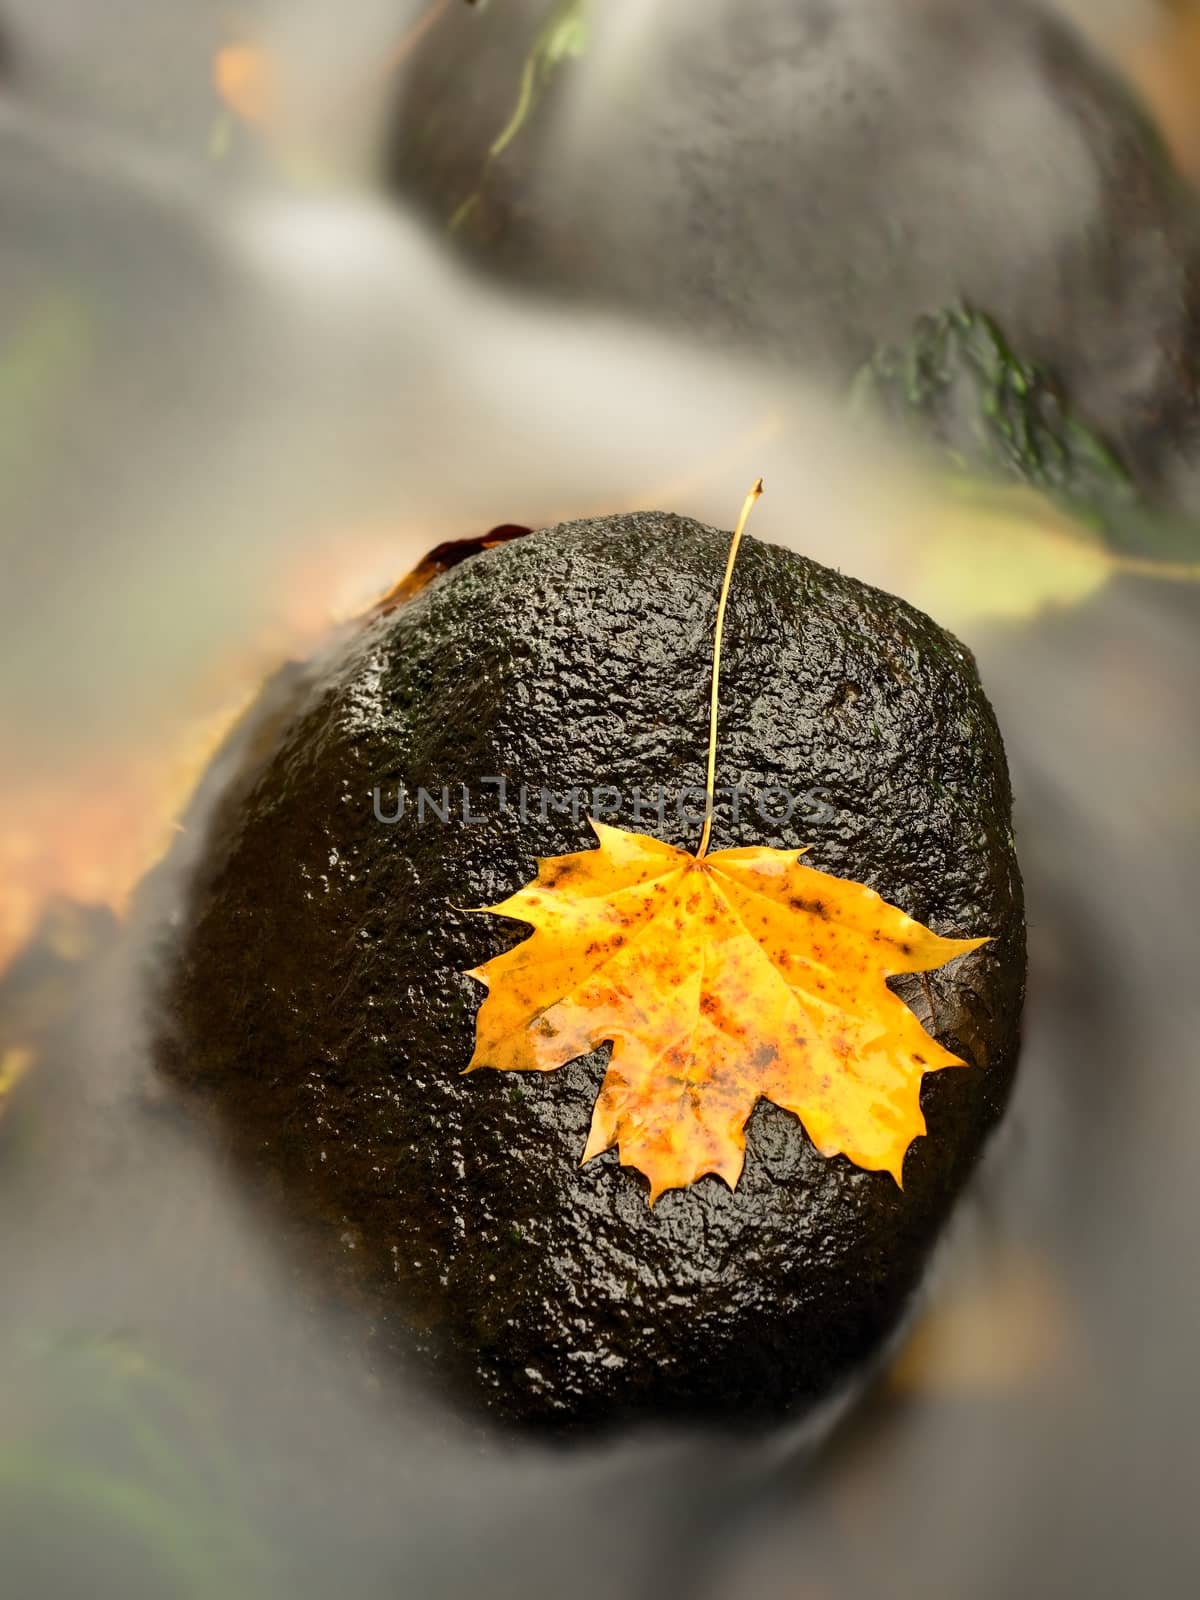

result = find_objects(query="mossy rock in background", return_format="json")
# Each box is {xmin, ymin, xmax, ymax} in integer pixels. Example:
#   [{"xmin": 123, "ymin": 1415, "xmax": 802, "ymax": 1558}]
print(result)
[
  {"xmin": 856, "ymin": 303, "xmax": 1200, "ymax": 566},
  {"xmin": 0, "ymin": 1334, "xmax": 273, "ymax": 1600},
  {"xmin": 156, "ymin": 513, "xmax": 1024, "ymax": 1431},
  {"xmin": 852, "ymin": 304, "xmax": 1139, "ymax": 510},
  {"xmin": 388, "ymin": 0, "xmax": 1200, "ymax": 497}
]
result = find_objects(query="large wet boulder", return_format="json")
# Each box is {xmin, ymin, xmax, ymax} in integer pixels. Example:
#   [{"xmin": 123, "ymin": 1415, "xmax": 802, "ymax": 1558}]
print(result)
[
  {"xmin": 389, "ymin": 0, "xmax": 1200, "ymax": 496},
  {"xmin": 156, "ymin": 513, "xmax": 1024, "ymax": 1431}
]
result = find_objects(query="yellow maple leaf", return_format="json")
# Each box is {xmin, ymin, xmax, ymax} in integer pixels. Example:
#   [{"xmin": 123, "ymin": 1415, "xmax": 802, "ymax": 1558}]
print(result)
[
  {"xmin": 466, "ymin": 824, "xmax": 984, "ymax": 1202},
  {"xmin": 463, "ymin": 482, "xmax": 988, "ymax": 1203}
]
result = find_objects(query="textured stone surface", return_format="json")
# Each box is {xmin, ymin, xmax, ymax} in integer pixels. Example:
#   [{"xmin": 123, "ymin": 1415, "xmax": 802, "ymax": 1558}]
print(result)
[{"xmin": 158, "ymin": 513, "xmax": 1025, "ymax": 1430}]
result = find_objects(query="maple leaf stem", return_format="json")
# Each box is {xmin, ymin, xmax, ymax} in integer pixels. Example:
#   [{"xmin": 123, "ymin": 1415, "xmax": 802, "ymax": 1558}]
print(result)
[{"xmin": 697, "ymin": 478, "xmax": 764, "ymax": 859}]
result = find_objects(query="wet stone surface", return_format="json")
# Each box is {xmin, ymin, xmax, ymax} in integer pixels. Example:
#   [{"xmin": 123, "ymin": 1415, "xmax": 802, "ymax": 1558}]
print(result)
[{"xmin": 156, "ymin": 513, "xmax": 1025, "ymax": 1431}]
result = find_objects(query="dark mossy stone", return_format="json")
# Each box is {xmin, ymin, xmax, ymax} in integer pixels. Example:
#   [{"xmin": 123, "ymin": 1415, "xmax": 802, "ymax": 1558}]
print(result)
[
  {"xmin": 388, "ymin": 0, "xmax": 1200, "ymax": 494},
  {"xmin": 852, "ymin": 303, "xmax": 1140, "ymax": 510},
  {"xmin": 155, "ymin": 513, "xmax": 1024, "ymax": 1432},
  {"xmin": 855, "ymin": 304, "xmax": 1200, "ymax": 565}
]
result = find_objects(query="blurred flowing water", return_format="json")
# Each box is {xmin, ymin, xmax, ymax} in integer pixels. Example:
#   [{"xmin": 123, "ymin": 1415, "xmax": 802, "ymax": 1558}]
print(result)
[{"xmin": 1, "ymin": 2, "xmax": 1198, "ymax": 1595}]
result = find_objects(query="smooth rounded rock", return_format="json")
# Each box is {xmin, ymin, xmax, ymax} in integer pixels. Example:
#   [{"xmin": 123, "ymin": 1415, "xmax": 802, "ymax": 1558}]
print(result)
[{"xmin": 157, "ymin": 513, "xmax": 1025, "ymax": 1430}]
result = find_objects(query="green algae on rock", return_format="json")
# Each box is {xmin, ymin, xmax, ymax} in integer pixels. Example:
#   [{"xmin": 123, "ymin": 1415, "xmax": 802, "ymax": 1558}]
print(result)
[
  {"xmin": 851, "ymin": 304, "xmax": 1139, "ymax": 512},
  {"xmin": 857, "ymin": 304, "xmax": 1200, "ymax": 569},
  {"xmin": 156, "ymin": 513, "xmax": 1024, "ymax": 1431}
]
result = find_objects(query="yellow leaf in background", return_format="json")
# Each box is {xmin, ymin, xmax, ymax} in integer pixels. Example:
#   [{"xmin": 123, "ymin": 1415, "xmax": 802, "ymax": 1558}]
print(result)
[
  {"xmin": 903, "ymin": 484, "xmax": 1113, "ymax": 630},
  {"xmin": 896, "ymin": 480, "xmax": 1200, "ymax": 633},
  {"xmin": 889, "ymin": 1250, "xmax": 1076, "ymax": 1397},
  {"xmin": 0, "ymin": 1047, "xmax": 33, "ymax": 1121},
  {"xmin": 1126, "ymin": 6, "xmax": 1200, "ymax": 180},
  {"xmin": 211, "ymin": 2, "xmax": 452, "ymax": 155},
  {"xmin": 213, "ymin": 45, "xmax": 277, "ymax": 127}
]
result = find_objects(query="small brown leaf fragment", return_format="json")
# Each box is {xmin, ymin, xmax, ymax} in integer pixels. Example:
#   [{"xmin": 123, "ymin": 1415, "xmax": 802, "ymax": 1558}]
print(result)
[{"xmin": 370, "ymin": 525, "xmax": 532, "ymax": 617}]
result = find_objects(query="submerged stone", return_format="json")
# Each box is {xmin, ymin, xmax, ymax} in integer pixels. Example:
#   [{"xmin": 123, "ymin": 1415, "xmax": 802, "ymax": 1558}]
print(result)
[{"xmin": 157, "ymin": 513, "xmax": 1024, "ymax": 1430}]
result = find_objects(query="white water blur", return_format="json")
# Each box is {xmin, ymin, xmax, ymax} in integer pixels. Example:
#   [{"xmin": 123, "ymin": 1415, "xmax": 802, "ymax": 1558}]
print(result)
[{"xmin": 1, "ymin": 3, "xmax": 1198, "ymax": 1598}]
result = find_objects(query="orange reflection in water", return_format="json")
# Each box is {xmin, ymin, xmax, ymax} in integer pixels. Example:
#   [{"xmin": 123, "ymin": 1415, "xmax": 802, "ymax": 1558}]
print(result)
[{"xmin": 0, "ymin": 531, "xmax": 416, "ymax": 979}]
